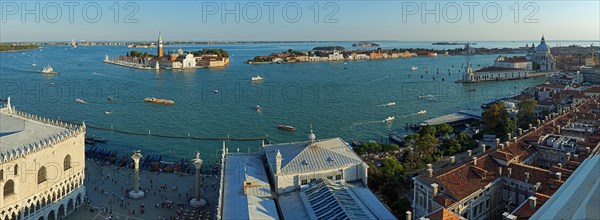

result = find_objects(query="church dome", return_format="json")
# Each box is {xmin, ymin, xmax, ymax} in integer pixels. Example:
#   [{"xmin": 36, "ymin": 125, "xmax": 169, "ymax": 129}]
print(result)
[{"xmin": 536, "ymin": 35, "xmax": 551, "ymax": 53}]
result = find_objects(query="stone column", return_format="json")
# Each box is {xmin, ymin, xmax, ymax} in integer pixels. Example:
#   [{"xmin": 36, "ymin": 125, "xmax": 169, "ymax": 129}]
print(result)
[
  {"xmin": 190, "ymin": 152, "xmax": 206, "ymax": 207},
  {"xmin": 129, "ymin": 150, "xmax": 145, "ymax": 199}
]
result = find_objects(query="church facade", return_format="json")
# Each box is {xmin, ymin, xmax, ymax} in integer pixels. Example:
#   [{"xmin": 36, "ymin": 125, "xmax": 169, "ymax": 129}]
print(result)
[{"xmin": 527, "ymin": 35, "xmax": 556, "ymax": 72}]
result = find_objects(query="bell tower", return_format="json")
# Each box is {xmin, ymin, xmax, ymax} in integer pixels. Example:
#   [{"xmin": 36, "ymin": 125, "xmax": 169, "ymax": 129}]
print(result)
[{"xmin": 158, "ymin": 32, "xmax": 164, "ymax": 57}]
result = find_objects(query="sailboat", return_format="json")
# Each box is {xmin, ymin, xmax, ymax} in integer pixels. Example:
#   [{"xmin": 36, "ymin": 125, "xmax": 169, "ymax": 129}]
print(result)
[
  {"xmin": 31, "ymin": 56, "xmax": 36, "ymax": 67},
  {"xmin": 71, "ymin": 39, "xmax": 77, "ymax": 48}
]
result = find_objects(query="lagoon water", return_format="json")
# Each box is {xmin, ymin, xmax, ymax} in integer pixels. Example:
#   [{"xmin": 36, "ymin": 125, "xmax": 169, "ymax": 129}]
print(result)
[{"xmin": 1, "ymin": 41, "xmax": 594, "ymax": 161}]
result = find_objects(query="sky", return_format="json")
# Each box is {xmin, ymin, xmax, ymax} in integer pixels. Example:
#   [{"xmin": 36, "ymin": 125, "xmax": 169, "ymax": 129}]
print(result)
[{"xmin": 1, "ymin": 1, "xmax": 599, "ymax": 42}]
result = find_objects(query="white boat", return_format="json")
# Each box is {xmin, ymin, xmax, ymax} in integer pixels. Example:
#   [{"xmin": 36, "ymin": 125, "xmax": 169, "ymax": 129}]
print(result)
[
  {"xmin": 75, "ymin": 98, "xmax": 86, "ymax": 104},
  {"xmin": 31, "ymin": 63, "xmax": 36, "ymax": 67},
  {"xmin": 251, "ymin": 75, "xmax": 263, "ymax": 82},
  {"xmin": 384, "ymin": 102, "xmax": 396, "ymax": 106},
  {"xmin": 385, "ymin": 116, "xmax": 395, "ymax": 122},
  {"xmin": 213, "ymin": 89, "xmax": 219, "ymax": 93},
  {"xmin": 40, "ymin": 65, "xmax": 58, "ymax": 74},
  {"xmin": 417, "ymin": 110, "xmax": 427, "ymax": 115},
  {"xmin": 410, "ymin": 66, "xmax": 418, "ymax": 71},
  {"xmin": 104, "ymin": 111, "xmax": 112, "ymax": 115},
  {"xmin": 256, "ymin": 105, "xmax": 262, "ymax": 112}
]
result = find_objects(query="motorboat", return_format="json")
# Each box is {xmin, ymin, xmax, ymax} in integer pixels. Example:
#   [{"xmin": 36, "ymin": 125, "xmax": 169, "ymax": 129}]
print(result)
[
  {"xmin": 410, "ymin": 66, "xmax": 418, "ymax": 71},
  {"xmin": 104, "ymin": 111, "xmax": 112, "ymax": 115},
  {"xmin": 277, "ymin": 124, "xmax": 296, "ymax": 131},
  {"xmin": 75, "ymin": 98, "xmax": 86, "ymax": 104},
  {"xmin": 385, "ymin": 116, "xmax": 395, "ymax": 122},
  {"xmin": 213, "ymin": 89, "xmax": 219, "ymax": 93},
  {"xmin": 385, "ymin": 102, "xmax": 396, "ymax": 106},
  {"xmin": 417, "ymin": 110, "xmax": 427, "ymax": 115},
  {"xmin": 256, "ymin": 105, "xmax": 262, "ymax": 112},
  {"xmin": 40, "ymin": 64, "xmax": 58, "ymax": 74},
  {"xmin": 144, "ymin": 97, "xmax": 175, "ymax": 105},
  {"xmin": 251, "ymin": 75, "xmax": 263, "ymax": 82}
]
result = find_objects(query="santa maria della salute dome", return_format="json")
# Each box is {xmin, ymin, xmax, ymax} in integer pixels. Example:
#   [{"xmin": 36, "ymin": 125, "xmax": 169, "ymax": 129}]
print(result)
[{"xmin": 527, "ymin": 35, "xmax": 556, "ymax": 71}]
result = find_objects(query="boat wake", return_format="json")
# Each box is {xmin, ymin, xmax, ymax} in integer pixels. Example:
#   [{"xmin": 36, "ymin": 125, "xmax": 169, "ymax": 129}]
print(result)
[
  {"xmin": 91, "ymin": 71, "xmax": 128, "ymax": 80},
  {"xmin": 366, "ymin": 74, "xmax": 392, "ymax": 84}
]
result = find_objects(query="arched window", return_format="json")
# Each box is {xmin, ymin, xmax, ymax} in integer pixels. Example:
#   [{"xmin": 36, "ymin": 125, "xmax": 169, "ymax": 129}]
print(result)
[
  {"xmin": 14, "ymin": 164, "xmax": 18, "ymax": 176},
  {"xmin": 0, "ymin": 169, "xmax": 3, "ymax": 181},
  {"xmin": 3, "ymin": 179, "xmax": 15, "ymax": 196},
  {"xmin": 64, "ymin": 155, "xmax": 71, "ymax": 170},
  {"xmin": 38, "ymin": 166, "xmax": 47, "ymax": 184}
]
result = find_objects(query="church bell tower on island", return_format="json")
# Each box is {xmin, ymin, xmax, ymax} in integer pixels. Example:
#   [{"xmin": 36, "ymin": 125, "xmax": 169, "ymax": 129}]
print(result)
[{"xmin": 157, "ymin": 32, "xmax": 164, "ymax": 57}]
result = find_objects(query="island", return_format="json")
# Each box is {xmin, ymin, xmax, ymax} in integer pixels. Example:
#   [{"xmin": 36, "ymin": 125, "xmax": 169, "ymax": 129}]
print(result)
[
  {"xmin": 103, "ymin": 33, "xmax": 230, "ymax": 69},
  {"xmin": 0, "ymin": 43, "xmax": 39, "ymax": 52},
  {"xmin": 246, "ymin": 46, "xmax": 447, "ymax": 64},
  {"xmin": 352, "ymin": 42, "xmax": 380, "ymax": 47}
]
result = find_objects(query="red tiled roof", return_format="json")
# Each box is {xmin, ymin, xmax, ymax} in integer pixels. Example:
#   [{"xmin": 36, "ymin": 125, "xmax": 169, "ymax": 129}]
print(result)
[
  {"xmin": 425, "ymin": 208, "xmax": 462, "ymax": 220},
  {"xmin": 434, "ymin": 195, "xmax": 456, "ymax": 207}
]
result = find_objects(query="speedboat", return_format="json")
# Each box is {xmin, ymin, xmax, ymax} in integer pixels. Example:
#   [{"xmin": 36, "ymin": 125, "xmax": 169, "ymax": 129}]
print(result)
[
  {"xmin": 40, "ymin": 65, "xmax": 58, "ymax": 74},
  {"xmin": 410, "ymin": 66, "xmax": 418, "ymax": 71},
  {"xmin": 251, "ymin": 75, "xmax": 263, "ymax": 82},
  {"xmin": 385, "ymin": 102, "xmax": 396, "ymax": 106},
  {"xmin": 107, "ymin": 97, "xmax": 114, "ymax": 102},
  {"xmin": 385, "ymin": 116, "xmax": 395, "ymax": 122},
  {"xmin": 256, "ymin": 105, "xmax": 262, "ymax": 112},
  {"xmin": 213, "ymin": 89, "xmax": 219, "ymax": 93},
  {"xmin": 104, "ymin": 111, "xmax": 112, "ymax": 115},
  {"xmin": 277, "ymin": 124, "xmax": 296, "ymax": 131},
  {"xmin": 417, "ymin": 110, "xmax": 427, "ymax": 115},
  {"xmin": 75, "ymin": 98, "xmax": 86, "ymax": 104}
]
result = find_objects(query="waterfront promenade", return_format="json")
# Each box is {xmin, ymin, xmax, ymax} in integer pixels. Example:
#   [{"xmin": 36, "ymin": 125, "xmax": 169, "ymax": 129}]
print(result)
[{"xmin": 70, "ymin": 159, "xmax": 219, "ymax": 220}]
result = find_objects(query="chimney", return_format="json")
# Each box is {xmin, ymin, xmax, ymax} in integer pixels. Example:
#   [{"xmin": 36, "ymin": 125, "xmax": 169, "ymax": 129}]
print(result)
[
  {"xmin": 503, "ymin": 212, "xmax": 517, "ymax": 220},
  {"xmin": 525, "ymin": 172, "xmax": 530, "ymax": 183},
  {"xmin": 428, "ymin": 168, "xmax": 433, "ymax": 177},
  {"xmin": 529, "ymin": 124, "xmax": 533, "ymax": 130},
  {"xmin": 544, "ymin": 115, "xmax": 549, "ymax": 121},
  {"xmin": 556, "ymin": 172, "xmax": 562, "ymax": 181},
  {"xmin": 556, "ymin": 125, "xmax": 561, "ymax": 134},
  {"xmin": 482, "ymin": 144, "xmax": 487, "ymax": 152},
  {"xmin": 552, "ymin": 120, "xmax": 555, "ymax": 127},
  {"xmin": 431, "ymin": 183, "xmax": 439, "ymax": 196},
  {"xmin": 513, "ymin": 137, "xmax": 518, "ymax": 142},
  {"xmin": 537, "ymin": 119, "xmax": 541, "ymax": 125},
  {"xmin": 498, "ymin": 167, "xmax": 503, "ymax": 177},
  {"xmin": 450, "ymin": 156, "xmax": 456, "ymax": 163},
  {"xmin": 500, "ymin": 144, "xmax": 505, "ymax": 150},
  {"xmin": 427, "ymin": 163, "xmax": 433, "ymax": 170},
  {"xmin": 508, "ymin": 168, "xmax": 512, "ymax": 177},
  {"xmin": 566, "ymin": 152, "xmax": 571, "ymax": 161},
  {"xmin": 508, "ymin": 133, "xmax": 512, "ymax": 141},
  {"xmin": 558, "ymin": 162, "xmax": 562, "ymax": 168},
  {"xmin": 519, "ymin": 128, "xmax": 523, "ymax": 136},
  {"xmin": 574, "ymin": 154, "xmax": 579, "ymax": 160},
  {"xmin": 587, "ymin": 147, "xmax": 591, "ymax": 153},
  {"xmin": 473, "ymin": 156, "xmax": 478, "ymax": 165},
  {"xmin": 406, "ymin": 211, "xmax": 412, "ymax": 220},
  {"xmin": 468, "ymin": 150, "xmax": 472, "ymax": 157},
  {"xmin": 496, "ymin": 138, "xmax": 501, "ymax": 147},
  {"xmin": 529, "ymin": 196, "xmax": 538, "ymax": 209}
]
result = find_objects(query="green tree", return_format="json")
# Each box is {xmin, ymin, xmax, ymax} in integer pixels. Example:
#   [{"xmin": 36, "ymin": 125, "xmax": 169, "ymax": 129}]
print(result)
[
  {"xmin": 482, "ymin": 102, "xmax": 508, "ymax": 129},
  {"xmin": 381, "ymin": 144, "xmax": 399, "ymax": 153},
  {"xmin": 381, "ymin": 157, "xmax": 404, "ymax": 177},
  {"xmin": 517, "ymin": 99, "xmax": 538, "ymax": 128},
  {"xmin": 436, "ymin": 123, "xmax": 454, "ymax": 136}
]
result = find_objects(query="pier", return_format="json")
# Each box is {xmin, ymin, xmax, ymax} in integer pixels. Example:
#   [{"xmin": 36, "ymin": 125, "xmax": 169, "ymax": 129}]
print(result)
[{"xmin": 420, "ymin": 110, "xmax": 482, "ymax": 127}]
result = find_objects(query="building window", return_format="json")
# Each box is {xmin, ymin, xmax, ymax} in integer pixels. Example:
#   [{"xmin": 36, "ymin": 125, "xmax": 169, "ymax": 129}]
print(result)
[
  {"xmin": 301, "ymin": 179, "xmax": 308, "ymax": 185},
  {"xmin": 0, "ymin": 169, "xmax": 3, "ymax": 181},
  {"xmin": 13, "ymin": 165, "xmax": 18, "ymax": 176},
  {"xmin": 64, "ymin": 155, "xmax": 72, "ymax": 170},
  {"xmin": 3, "ymin": 179, "xmax": 15, "ymax": 196},
  {"xmin": 335, "ymin": 174, "xmax": 342, "ymax": 180},
  {"xmin": 38, "ymin": 166, "xmax": 47, "ymax": 184}
]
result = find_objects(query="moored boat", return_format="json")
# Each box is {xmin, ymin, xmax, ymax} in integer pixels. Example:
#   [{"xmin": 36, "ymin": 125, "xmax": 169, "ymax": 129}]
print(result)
[
  {"xmin": 410, "ymin": 66, "xmax": 418, "ymax": 71},
  {"xmin": 417, "ymin": 110, "xmax": 427, "ymax": 115},
  {"xmin": 385, "ymin": 102, "xmax": 396, "ymax": 106}
]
